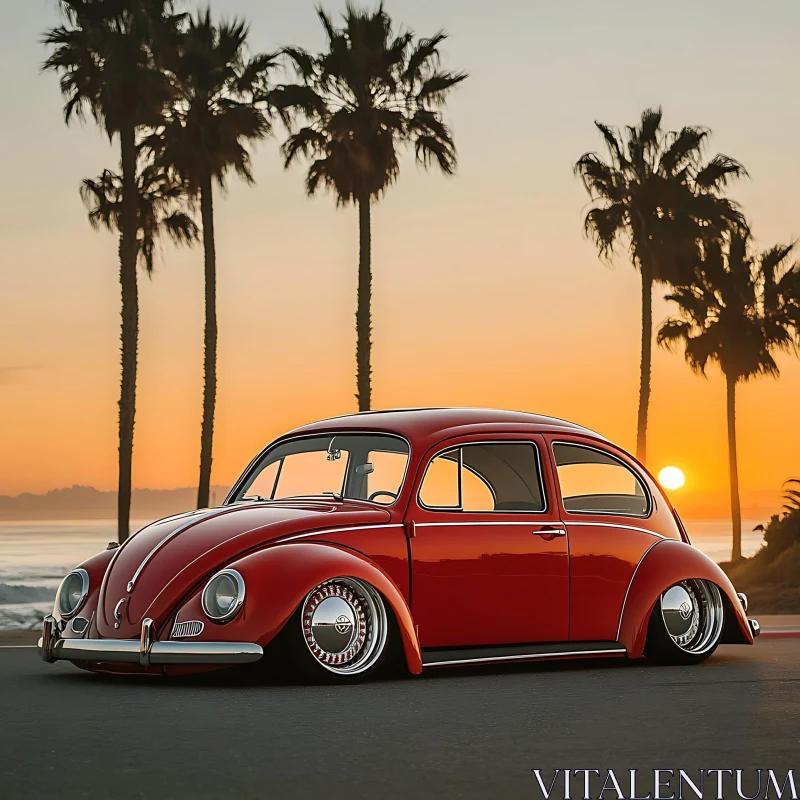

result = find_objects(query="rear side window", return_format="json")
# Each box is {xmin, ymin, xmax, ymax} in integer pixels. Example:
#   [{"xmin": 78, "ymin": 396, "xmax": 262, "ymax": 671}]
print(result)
[
  {"xmin": 419, "ymin": 443, "xmax": 546, "ymax": 512},
  {"xmin": 553, "ymin": 443, "xmax": 650, "ymax": 517}
]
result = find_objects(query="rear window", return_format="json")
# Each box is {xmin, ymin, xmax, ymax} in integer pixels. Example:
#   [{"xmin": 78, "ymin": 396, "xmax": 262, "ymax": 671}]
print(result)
[{"xmin": 553, "ymin": 443, "xmax": 650, "ymax": 517}]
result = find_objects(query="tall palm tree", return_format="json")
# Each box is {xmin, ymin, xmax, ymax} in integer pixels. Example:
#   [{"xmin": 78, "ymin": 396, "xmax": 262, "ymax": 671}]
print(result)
[
  {"xmin": 147, "ymin": 11, "xmax": 276, "ymax": 510},
  {"xmin": 274, "ymin": 4, "xmax": 467, "ymax": 411},
  {"xmin": 575, "ymin": 108, "xmax": 748, "ymax": 464},
  {"xmin": 658, "ymin": 232, "xmax": 799, "ymax": 560},
  {"xmin": 81, "ymin": 162, "xmax": 198, "ymax": 274},
  {"xmin": 43, "ymin": 0, "xmax": 183, "ymax": 542}
]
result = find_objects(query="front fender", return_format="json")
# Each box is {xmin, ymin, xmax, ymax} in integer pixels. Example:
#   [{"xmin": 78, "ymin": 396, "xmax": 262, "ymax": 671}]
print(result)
[
  {"xmin": 618, "ymin": 539, "xmax": 752, "ymax": 658},
  {"xmin": 173, "ymin": 542, "xmax": 422, "ymax": 674},
  {"xmin": 54, "ymin": 547, "xmax": 117, "ymax": 637}
]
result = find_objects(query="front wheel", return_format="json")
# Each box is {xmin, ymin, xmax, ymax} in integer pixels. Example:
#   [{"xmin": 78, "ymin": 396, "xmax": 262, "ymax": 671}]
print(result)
[
  {"xmin": 644, "ymin": 579, "xmax": 724, "ymax": 666},
  {"xmin": 279, "ymin": 577, "xmax": 392, "ymax": 683}
]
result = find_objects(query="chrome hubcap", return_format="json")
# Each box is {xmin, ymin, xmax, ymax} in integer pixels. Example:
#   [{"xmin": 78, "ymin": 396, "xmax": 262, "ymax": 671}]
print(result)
[
  {"xmin": 661, "ymin": 580, "xmax": 724, "ymax": 654},
  {"xmin": 301, "ymin": 578, "xmax": 387, "ymax": 675}
]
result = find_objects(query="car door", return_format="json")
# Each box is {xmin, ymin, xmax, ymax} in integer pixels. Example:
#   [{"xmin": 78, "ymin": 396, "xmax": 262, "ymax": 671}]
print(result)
[
  {"xmin": 545, "ymin": 435, "xmax": 670, "ymax": 642},
  {"xmin": 408, "ymin": 435, "xmax": 569, "ymax": 648}
]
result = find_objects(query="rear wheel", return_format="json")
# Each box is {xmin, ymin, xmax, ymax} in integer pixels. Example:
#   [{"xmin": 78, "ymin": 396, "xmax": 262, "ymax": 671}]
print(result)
[
  {"xmin": 644, "ymin": 579, "xmax": 724, "ymax": 665},
  {"xmin": 280, "ymin": 577, "xmax": 392, "ymax": 683}
]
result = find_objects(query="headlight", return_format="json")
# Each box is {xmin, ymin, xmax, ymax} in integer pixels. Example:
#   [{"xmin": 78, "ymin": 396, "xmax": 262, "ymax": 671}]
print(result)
[
  {"xmin": 56, "ymin": 569, "xmax": 89, "ymax": 619},
  {"xmin": 202, "ymin": 569, "xmax": 245, "ymax": 623}
]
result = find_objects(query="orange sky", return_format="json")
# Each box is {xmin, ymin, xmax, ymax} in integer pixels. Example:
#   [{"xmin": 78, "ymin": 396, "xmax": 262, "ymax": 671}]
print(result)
[{"xmin": 1, "ymin": 1, "xmax": 798, "ymax": 521}]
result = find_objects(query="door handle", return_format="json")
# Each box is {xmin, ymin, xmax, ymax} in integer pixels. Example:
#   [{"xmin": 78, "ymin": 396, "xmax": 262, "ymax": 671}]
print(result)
[{"xmin": 533, "ymin": 527, "xmax": 566, "ymax": 538}]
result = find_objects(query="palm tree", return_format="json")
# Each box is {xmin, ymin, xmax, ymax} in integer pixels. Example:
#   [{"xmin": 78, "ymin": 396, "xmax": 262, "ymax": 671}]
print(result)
[
  {"xmin": 658, "ymin": 232, "xmax": 799, "ymax": 560},
  {"xmin": 274, "ymin": 4, "xmax": 467, "ymax": 411},
  {"xmin": 146, "ymin": 11, "xmax": 276, "ymax": 510},
  {"xmin": 43, "ymin": 0, "xmax": 183, "ymax": 542},
  {"xmin": 783, "ymin": 479, "xmax": 800, "ymax": 513},
  {"xmin": 575, "ymin": 108, "xmax": 748, "ymax": 464},
  {"xmin": 81, "ymin": 161, "xmax": 198, "ymax": 274}
]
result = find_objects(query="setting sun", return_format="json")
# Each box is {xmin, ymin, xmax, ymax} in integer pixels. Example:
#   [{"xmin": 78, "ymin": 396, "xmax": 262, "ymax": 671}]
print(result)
[{"xmin": 658, "ymin": 466, "xmax": 686, "ymax": 491}]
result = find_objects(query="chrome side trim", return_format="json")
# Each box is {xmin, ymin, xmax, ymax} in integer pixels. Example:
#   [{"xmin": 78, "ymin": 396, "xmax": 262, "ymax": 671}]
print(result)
[
  {"xmin": 415, "ymin": 521, "xmax": 564, "ymax": 528},
  {"xmin": 615, "ymin": 538, "xmax": 664, "ymax": 640},
  {"xmin": 126, "ymin": 508, "xmax": 238, "ymax": 592},
  {"xmin": 423, "ymin": 647, "xmax": 626, "ymax": 668},
  {"xmin": 566, "ymin": 521, "xmax": 666, "ymax": 539},
  {"xmin": 277, "ymin": 523, "xmax": 404, "ymax": 544}
]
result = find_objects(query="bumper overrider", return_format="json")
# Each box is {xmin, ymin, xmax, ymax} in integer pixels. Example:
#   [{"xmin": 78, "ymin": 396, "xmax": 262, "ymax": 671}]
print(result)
[{"xmin": 39, "ymin": 616, "xmax": 263, "ymax": 667}]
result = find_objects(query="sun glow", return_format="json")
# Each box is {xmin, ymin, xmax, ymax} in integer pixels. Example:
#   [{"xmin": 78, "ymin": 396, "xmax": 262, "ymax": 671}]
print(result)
[{"xmin": 658, "ymin": 466, "xmax": 686, "ymax": 491}]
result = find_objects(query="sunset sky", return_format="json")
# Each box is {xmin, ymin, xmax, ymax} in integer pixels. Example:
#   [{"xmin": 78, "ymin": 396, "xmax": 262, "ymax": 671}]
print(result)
[{"xmin": 1, "ymin": 0, "xmax": 798, "ymax": 520}]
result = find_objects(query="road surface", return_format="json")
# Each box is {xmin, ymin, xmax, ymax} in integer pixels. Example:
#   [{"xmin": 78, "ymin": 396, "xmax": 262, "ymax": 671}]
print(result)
[{"xmin": 1, "ymin": 638, "xmax": 798, "ymax": 799}]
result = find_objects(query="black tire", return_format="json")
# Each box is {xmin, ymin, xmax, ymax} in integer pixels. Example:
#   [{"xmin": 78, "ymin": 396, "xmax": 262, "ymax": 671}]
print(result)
[
  {"xmin": 644, "ymin": 579, "xmax": 724, "ymax": 666},
  {"xmin": 272, "ymin": 577, "xmax": 395, "ymax": 684}
]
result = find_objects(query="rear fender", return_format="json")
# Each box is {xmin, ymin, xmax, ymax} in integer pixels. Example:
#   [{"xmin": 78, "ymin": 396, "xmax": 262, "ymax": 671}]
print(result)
[
  {"xmin": 618, "ymin": 539, "xmax": 752, "ymax": 658},
  {"xmin": 173, "ymin": 542, "xmax": 422, "ymax": 674}
]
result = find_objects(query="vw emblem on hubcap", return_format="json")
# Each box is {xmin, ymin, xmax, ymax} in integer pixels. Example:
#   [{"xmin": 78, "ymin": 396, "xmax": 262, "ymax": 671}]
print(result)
[
  {"xmin": 334, "ymin": 614, "xmax": 353, "ymax": 634},
  {"xmin": 679, "ymin": 601, "xmax": 693, "ymax": 620}
]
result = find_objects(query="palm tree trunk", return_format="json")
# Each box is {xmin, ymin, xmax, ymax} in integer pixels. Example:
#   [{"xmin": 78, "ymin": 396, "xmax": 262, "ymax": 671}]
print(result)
[
  {"xmin": 726, "ymin": 373, "xmax": 743, "ymax": 561},
  {"xmin": 636, "ymin": 261, "xmax": 653, "ymax": 464},
  {"xmin": 197, "ymin": 173, "xmax": 217, "ymax": 509},
  {"xmin": 117, "ymin": 124, "xmax": 139, "ymax": 544},
  {"xmin": 356, "ymin": 197, "xmax": 372, "ymax": 412}
]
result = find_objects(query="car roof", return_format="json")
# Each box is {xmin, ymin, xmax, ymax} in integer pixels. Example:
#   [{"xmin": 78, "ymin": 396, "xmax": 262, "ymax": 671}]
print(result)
[{"xmin": 284, "ymin": 407, "xmax": 605, "ymax": 450}]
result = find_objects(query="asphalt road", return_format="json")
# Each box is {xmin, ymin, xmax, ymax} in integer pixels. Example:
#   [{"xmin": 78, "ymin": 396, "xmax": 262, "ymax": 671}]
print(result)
[{"xmin": 1, "ymin": 639, "xmax": 798, "ymax": 799}]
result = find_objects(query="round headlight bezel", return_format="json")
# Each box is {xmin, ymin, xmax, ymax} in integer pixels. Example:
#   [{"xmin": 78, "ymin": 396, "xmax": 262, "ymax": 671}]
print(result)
[
  {"xmin": 57, "ymin": 569, "xmax": 90, "ymax": 619},
  {"xmin": 201, "ymin": 569, "xmax": 246, "ymax": 624}
]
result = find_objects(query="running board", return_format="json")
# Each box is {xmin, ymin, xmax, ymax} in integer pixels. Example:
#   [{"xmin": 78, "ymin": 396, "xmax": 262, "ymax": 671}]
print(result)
[{"xmin": 421, "ymin": 641, "xmax": 626, "ymax": 668}]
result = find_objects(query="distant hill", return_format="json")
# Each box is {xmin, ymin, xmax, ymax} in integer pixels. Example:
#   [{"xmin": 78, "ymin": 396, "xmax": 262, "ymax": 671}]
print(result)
[{"xmin": 0, "ymin": 485, "xmax": 232, "ymax": 520}]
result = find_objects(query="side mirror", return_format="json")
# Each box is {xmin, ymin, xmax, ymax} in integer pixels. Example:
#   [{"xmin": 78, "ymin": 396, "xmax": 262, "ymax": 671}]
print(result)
[{"xmin": 355, "ymin": 463, "xmax": 374, "ymax": 476}]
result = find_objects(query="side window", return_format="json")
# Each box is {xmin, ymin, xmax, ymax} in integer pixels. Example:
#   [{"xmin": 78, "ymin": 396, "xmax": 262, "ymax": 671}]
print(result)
[
  {"xmin": 419, "ymin": 451, "xmax": 460, "ymax": 508},
  {"xmin": 553, "ymin": 443, "xmax": 650, "ymax": 517},
  {"xmin": 418, "ymin": 443, "xmax": 546, "ymax": 512}
]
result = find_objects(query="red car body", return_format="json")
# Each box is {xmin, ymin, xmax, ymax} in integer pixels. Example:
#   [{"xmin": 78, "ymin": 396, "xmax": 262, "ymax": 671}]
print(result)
[{"xmin": 40, "ymin": 408, "xmax": 757, "ymax": 678}]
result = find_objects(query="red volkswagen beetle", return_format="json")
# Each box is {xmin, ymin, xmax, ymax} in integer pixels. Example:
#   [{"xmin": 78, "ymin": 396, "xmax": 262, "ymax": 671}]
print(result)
[{"xmin": 40, "ymin": 408, "xmax": 758, "ymax": 681}]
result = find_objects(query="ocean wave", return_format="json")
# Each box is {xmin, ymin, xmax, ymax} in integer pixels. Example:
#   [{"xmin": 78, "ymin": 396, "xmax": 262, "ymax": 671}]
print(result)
[
  {"xmin": 0, "ymin": 583, "xmax": 56, "ymax": 605},
  {"xmin": 0, "ymin": 604, "xmax": 51, "ymax": 630}
]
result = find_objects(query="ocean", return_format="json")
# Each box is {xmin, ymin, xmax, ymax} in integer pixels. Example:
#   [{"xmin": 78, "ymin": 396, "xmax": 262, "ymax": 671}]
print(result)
[{"xmin": 0, "ymin": 518, "xmax": 766, "ymax": 630}]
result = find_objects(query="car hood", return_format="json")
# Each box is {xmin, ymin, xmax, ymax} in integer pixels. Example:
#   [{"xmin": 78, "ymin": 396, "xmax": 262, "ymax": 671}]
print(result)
[{"xmin": 96, "ymin": 500, "xmax": 390, "ymax": 638}]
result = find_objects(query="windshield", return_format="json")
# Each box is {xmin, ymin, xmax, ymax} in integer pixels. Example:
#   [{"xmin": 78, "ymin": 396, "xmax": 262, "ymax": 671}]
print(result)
[{"xmin": 232, "ymin": 434, "xmax": 410, "ymax": 506}]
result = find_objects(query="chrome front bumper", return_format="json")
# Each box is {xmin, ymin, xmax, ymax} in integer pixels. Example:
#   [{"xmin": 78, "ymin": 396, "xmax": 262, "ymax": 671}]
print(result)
[{"xmin": 39, "ymin": 616, "xmax": 263, "ymax": 667}]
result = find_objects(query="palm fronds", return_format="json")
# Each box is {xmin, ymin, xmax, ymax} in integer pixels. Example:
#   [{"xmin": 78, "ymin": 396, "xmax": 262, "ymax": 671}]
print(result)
[
  {"xmin": 274, "ymin": 5, "xmax": 466, "ymax": 206},
  {"xmin": 784, "ymin": 479, "xmax": 800, "ymax": 513},
  {"xmin": 80, "ymin": 161, "xmax": 198, "ymax": 275}
]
